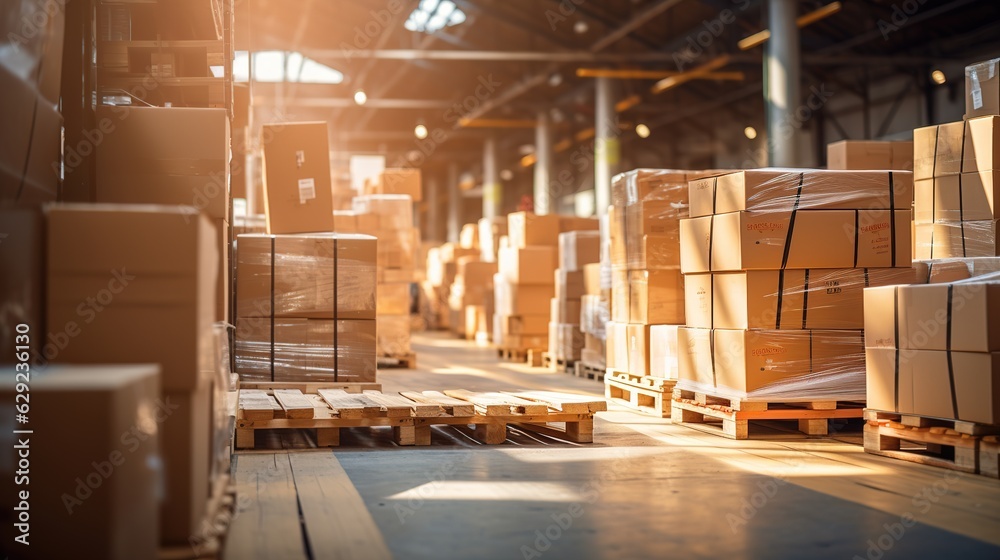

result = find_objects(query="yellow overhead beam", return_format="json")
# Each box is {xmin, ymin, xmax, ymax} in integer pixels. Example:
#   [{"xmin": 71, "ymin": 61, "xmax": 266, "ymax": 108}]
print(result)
[
  {"xmin": 458, "ymin": 118, "xmax": 538, "ymax": 128},
  {"xmin": 651, "ymin": 55, "xmax": 731, "ymax": 95},
  {"xmin": 577, "ymin": 68, "xmax": 745, "ymax": 80},
  {"xmin": 738, "ymin": 2, "xmax": 843, "ymax": 51}
]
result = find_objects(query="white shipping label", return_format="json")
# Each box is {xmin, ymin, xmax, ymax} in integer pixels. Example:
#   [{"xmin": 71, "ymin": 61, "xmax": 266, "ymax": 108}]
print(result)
[
  {"xmin": 298, "ymin": 178, "xmax": 316, "ymax": 204},
  {"xmin": 973, "ymin": 89, "xmax": 984, "ymax": 110}
]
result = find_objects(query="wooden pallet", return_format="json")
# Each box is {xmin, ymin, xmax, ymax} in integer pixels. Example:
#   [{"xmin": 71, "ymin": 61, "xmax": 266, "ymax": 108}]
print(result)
[
  {"xmin": 542, "ymin": 352, "xmax": 575, "ymax": 374},
  {"xmin": 376, "ymin": 352, "xmax": 417, "ymax": 369},
  {"xmin": 864, "ymin": 409, "xmax": 1000, "ymax": 474},
  {"xmin": 497, "ymin": 347, "xmax": 544, "ymax": 367},
  {"xmin": 235, "ymin": 385, "xmax": 606, "ymax": 449},
  {"xmin": 160, "ymin": 476, "xmax": 237, "ymax": 559},
  {"xmin": 604, "ymin": 370, "xmax": 675, "ymax": 418},
  {"xmin": 671, "ymin": 389, "xmax": 864, "ymax": 439},
  {"xmin": 981, "ymin": 436, "xmax": 1000, "ymax": 479},
  {"xmin": 573, "ymin": 361, "xmax": 605, "ymax": 382}
]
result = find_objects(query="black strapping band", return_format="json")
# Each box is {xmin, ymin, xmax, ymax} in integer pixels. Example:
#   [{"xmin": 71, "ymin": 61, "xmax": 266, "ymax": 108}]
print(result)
[
  {"xmin": 775, "ymin": 269, "xmax": 786, "ymax": 329},
  {"xmin": 707, "ymin": 215, "xmax": 715, "ymax": 273},
  {"xmin": 779, "ymin": 173, "xmax": 806, "ymax": 270},
  {"xmin": 270, "ymin": 236, "xmax": 276, "ymax": 382},
  {"xmin": 958, "ymin": 174, "xmax": 968, "ymax": 256},
  {"xmin": 946, "ymin": 286, "xmax": 959, "ymax": 419},
  {"xmin": 853, "ymin": 210, "xmax": 860, "ymax": 268},
  {"xmin": 864, "ymin": 268, "xmax": 871, "ymax": 288},
  {"xmin": 801, "ymin": 269, "xmax": 810, "ymax": 330},
  {"xmin": 893, "ymin": 287, "xmax": 900, "ymax": 412},
  {"xmin": 709, "ymin": 329, "xmax": 717, "ymax": 389},
  {"xmin": 334, "ymin": 239, "xmax": 340, "ymax": 382},
  {"xmin": 888, "ymin": 172, "xmax": 897, "ymax": 267}
]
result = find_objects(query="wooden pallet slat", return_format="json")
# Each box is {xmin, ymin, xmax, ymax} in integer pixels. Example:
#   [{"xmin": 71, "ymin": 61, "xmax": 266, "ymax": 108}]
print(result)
[
  {"xmin": 444, "ymin": 389, "xmax": 548, "ymax": 415},
  {"xmin": 362, "ymin": 390, "xmax": 435, "ymax": 417},
  {"xmin": 239, "ymin": 390, "xmax": 280, "ymax": 421},
  {"xmin": 272, "ymin": 390, "xmax": 315, "ymax": 420},
  {"xmin": 399, "ymin": 391, "xmax": 476, "ymax": 417},
  {"xmin": 316, "ymin": 389, "xmax": 381, "ymax": 419},
  {"xmin": 504, "ymin": 390, "xmax": 607, "ymax": 414},
  {"xmin": 981, "ymin": 436, "xmax": 1000, "ymax": 479},
  {"xmin": 573, "ymin": 361, "xmax": 605, "ymax": 382},
  {"xmin": 864, "ymin": 409, "xmax": 1000, "ymax": 474}
]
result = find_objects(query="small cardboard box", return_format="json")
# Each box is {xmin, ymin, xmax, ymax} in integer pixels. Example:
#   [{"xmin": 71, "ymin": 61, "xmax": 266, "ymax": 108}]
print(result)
[
  {"xmin": 689, "ymin": 170, "xmax": 911, "ymax": 218},
  {"xmin": 555, "ymin": 269, "xmax": 586, "ymax": 301},
  {"xmin": 915, "ymin": 171, "xmax": 1000, "ymax": 223},
  {"xmin": 649, "ymin": 324, "xmax": 681, "ymax": 379},
  {"xmin": 504, "ymin": 314, "xmax": 549, "ymax": 336},
  {"xmin": 498, "ymin": 246, "xmax": 556, "ymax": 285},
  {"xmin": 963, "ymin": 116, "xmax": 1000, "ymax": 174},
  {"xmin": 559, "ymin": 230, "xmax": 601, "ymax": 271},
  {"xmin": 376, "ymin": 314, "xmax": 411, "ymax": 355},
  {"xmin": 626, "ymin": 323, "xmax": 651, "ymax": 376},
  {"xmin": 550, "ymin": 297, "xmax": 582, "ymax": 324},
  {"xmin": 627, "ymin": 233, "xmax": 680, "ymax": 270},
  {"xmin": 677, "ymin": 327, "xmax": 714, "ymax": 388},
  {"xmin": 827, "ymin": 140, "xmax": 913, "ymax": 171},
  {"xmin": 611, "ymin": 268, "xmax": 630, "ymax": 323},
  {"xmin": 261, "ymin": 121, "xmax": 335, "ymax": 234},
  {"xmin": 914, "ymin": 221, "xmax": 999, "ymax": 260},
  {"xmin": 629, "ymin": 269, "xmax": 684, "ymax": 325},
  {"xmin": 966, "ymin": 58, "xmax": 1000, "ymax": 120},
  {"xmin": 583, "ymin": 263, "xmax": 603, "ymax": 295},
  {"xmin": 914, "ymin": 121, "xmax": 966, "ymax": 180},
  {"xmin": 609, "ymin": 206, "xmax": 628, "ymax": 269},
  {"xmin": 235, "ymin": 318, "xmax": 377, "ymax": 381},
  {"xmin": 508, "ymin": 211, "xmax": 561, "ymax": 248},
  {"xmin": 500, "ymin": 284, "xmax": 555, "ymax": 316},
  {"xmin": 371, "ymin": 168, "xmax": 422, "ymax": 201},
  {"xmin": 334, "ymin": 210, "xmax": 359, "ymax": 234},
  {"xmin": 680, "ymin": 209, "xmax": 912, "ymax": 273}
]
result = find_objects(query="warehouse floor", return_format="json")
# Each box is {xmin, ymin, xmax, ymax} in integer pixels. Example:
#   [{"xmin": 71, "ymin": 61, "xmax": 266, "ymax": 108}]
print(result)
[{"xmin": 226, "ymin": 332, "xmax": 1000, "ymax": 560}]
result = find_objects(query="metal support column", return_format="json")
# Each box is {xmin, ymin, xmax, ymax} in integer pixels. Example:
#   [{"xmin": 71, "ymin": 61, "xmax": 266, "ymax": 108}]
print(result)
[
  {"xmin": 594, "ymin": 76, "xmax": 619, "ymax": 216},
  {"xmin": 426, "ymin": 174, "xmax": 440, "ymax": 242},
  {"xmin": 483, "ymin": 137, "xmax": 500, "ymax": 220},
  {"xmin": 447, "ymin": 162, "xmax": 460, "ymax": 243},
  {"xmin": 533, "ymin": 111, "xmax": 552, "ymax": 215},
  {"xmin": 765, "ymin": 0, "xmax": 801, "ymax": 167}
]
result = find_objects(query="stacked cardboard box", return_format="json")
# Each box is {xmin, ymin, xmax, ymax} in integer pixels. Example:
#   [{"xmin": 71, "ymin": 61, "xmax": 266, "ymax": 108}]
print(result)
[
  {"xmin": 45, "ymin": 204, "xmax": 227, "ymax": 546},
  {"xmin": 353, "ymin": 194, "xmax": 416, "ymax": 356},
  {"xmin": 678, "ymin": 169, "xmax": 916, "ymax": 400},
  {"xmin": 260, "ymin": 121, "xmax": 335, "ymax": 235},
  {"xmin": 495, "ymin": 212, "xmax": 559, "ymax": 352},
  {"xmin": 607, "ymin": 169, "xmax": 704, "ymax": 377},
  {"xmin": 478, "ymin": 216, "xmax": 508, "ymax": 262},
  {"xmin": 234, "ymin": 233, "xmax": 377, "ymax": 381},
  {"xmin": 827, "ymin": 140, "xmax": 914, "ymax": 171},
  {"xmin": 914, "ymin": 101, "xmax": 1000, "ymax": 259},
  {"xmin": 448, "ymin": 256, "xmax": 498, "ymax": 339},
  {"xmin": 548, "ymin": 231, "xmax": 600, "ymax": 362},
  {"xmin": 364, "ymin": 168, "xmax": 422, "ymax": 201},
  {"xmin": 579, "ymin": 263, "xmax": 609, "ymax": 368},
  {"xmin": 424, "ymin": 242, "xmax": 480, "ymax": 330}
]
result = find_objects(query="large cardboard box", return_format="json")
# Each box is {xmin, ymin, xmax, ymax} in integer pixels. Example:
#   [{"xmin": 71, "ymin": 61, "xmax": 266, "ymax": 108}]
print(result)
[
  {"xmin": 864, "ymin": 282, "xmax": 1000, "ymax": 352},
  {"xmin": 96, "ymin": 106, "xmax": 231, "ymax": 221},
  {"xmin": 498, "ymin": 246, "xmax": 556, "ymax": 285},
  {"xmin": 914, "ymin": 172, "xmax": 1000, "ymax": 223},
  {"xmin": 691, "ymin": 268, "xmax": 917, "ymax": 330},
  {"xmin": 609, "ymin": 206, "xmax": 628, "ymax": 269},
  {"xmin": 261, "ymin": 122, "xmax": 334, "ymax": 234},
  {"xmin": 47, "ymin": 204, "xmax": 218, "ymax": 391},
  {"xmin": 611, "ymin": 268, "xmax": 630, "ymax": 322},
  {"xmin": 235, "ymin": 233, "xmax": 377, "ymax": 320},
  {"xmin": 235, "ymin": 317, "xmax": 377, "ymax": 380},
  {"xmin": 559, "ymin": 216, "xmax": 600, "ymax": 233},
  {"xmin": 689, "ymin": 170, "xmax": 911, "ymax": 218},
  {"xmin": 963, "ymin": 115, "xmax": 1000, "ymax": 174},
  {"xmin": 680, "ymin": 210, "xmax": 912, "ymax": 273},
  {"xmin": 503, "ymin": 314, "xmax": 549, "ymax": 336},
  {"xmin": 612, "ymin": 169, "xmax": 693, "ymax": 207},
  {"xmin": 0, "ymin": 366, "xmax": 160, "ymax": 559},
  {"xmin": 369, "ymin": 168, "xmax": 422, "ymax": 201},
  {"xmin": 627, "ymin": 234, "xmax": 680, "ymax": 270},
  {"xmin": 478, "ymin": 216, "xmax": 508, "ymax": 262},
  {"xmin": 914, "ymin": 221, "xmax": 999, "ymax": 259},
  {"xmin": 333, "ymin": 210, "xmax": 359, "ymax": 234},
  {"xmin": 914, "ymin": 121, "xmax": 966, "ymax": 180},
  {"xmin": 555, "ymin": 269, "xmax": 586, "ymax": 301},
  {"xmin": 827, "ymin": 140, "xmax": 913, "ymax": 171},
  {"xmin": 606, "ymin": 321, "xmax": 629, "ymax": 372},
  {"xmin": 918, "ymin": 257, "xmax": 1000, "ymax": 283},
  {"xmin": 377, "ymin": 282, "xmax": 411, "ymax": 316},
  {"xmin": 649, "ymin": 325, "xmax": 681, "ymax": 379},
  {"xmin": 626, "ymin": 323, "xmax": 651, "ymax": 376},
  {"xmin": 966, "ymin": 58, "xmax": 1000, "ymax": 120},
  {"xmin": 583, "ymin": 263, "xmax": 603, "ymax": 295},
  {"xmin": 866, "ymin": 347, "xmax": 1000, "ymax": 425},
  {"xmin": 498, "ymin": 283, "xmax": 555, "ymax": 316},
  {"xmin": 550, "ymin": 297, "xmax": 582, "ymax": 324},
  {"xmin": 559, "ymin": 231, "xmax": 600, "ymax": 271},
  {"xmin": 508, "ymin": 212, "xmax": 560, "ymax": 248},
  {"xmin": 629, "ymin": 269, "xmax": 684, "ymax": 324}
]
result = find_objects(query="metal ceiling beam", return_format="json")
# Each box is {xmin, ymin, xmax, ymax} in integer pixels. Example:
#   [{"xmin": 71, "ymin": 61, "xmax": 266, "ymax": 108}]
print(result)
[
  {"xmin": 306, "ymin": 49, "xmax": 705, "ymax": 62},
  {"xmin": 818, "ymin": 0, "xmax": 983, "ymax": 55},
  {"xmin": 589, "ymin": 0, "xmax": 687, "ymax": 52},
  {"xmin": 254, "ymin": 97, "xmax": 456, "ymax": 109}
]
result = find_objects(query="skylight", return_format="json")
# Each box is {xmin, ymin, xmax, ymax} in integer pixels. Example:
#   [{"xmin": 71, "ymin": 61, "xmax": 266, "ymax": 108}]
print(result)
[
  {"xmin": 404, "ymin": 0, "xmax": 466, "ymax": 33},
  {"xmin": 233, "ymin": 51, "xmax": 344, "ymax": 84}
]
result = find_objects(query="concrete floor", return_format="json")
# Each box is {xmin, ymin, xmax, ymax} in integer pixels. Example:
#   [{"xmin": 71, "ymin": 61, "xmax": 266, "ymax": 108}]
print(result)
[{"xmin": 231, "ymin": 331, "xmax": 1000, "ymax": 559}]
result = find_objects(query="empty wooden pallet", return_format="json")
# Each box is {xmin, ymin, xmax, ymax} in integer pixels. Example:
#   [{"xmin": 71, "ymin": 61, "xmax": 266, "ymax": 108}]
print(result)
[
  {"xmin": 865, "ymin": 409, "xmax": 1000, "ymax": 474},
  {"xmin": 376, "ymin": 352, "xmax": 418, "ymax": 369},
  {"xmin": 604, "ymin": 370, "xmax": 675, "ymax": 418},
  {"xmin": 235, "ymin": 384, "xmax": 607, "ymax": 448}
]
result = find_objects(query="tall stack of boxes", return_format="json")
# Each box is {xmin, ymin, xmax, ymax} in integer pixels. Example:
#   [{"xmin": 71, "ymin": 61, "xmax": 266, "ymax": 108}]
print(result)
[
  {"xmin": 424, "ymin": 242, "xmax": 479, "ymax": 330},
  {"xmin": 448, "ymin": 256, "xmax": 498, "ymax": 339},
  {"xmin": 479, "ymin": 216, "xmax": 508, "ymax": 262},
  {"xmin": 579, "ymin": 262, "xmax": 609, "ymax": 368},
  {"xmin": 914, "ymin": 60, "xmax": 1000, "ymax": 259},
  {"xmin": 495, "ymin": 212, "xmax": 559, "ymax": 352},
  {"xmin": 45, "ymin": 205, "xmax": 229, "ymax": 548},
  {"xmin": 353, "ymin": 193, "xmax": 417, "ymax": 357},
  {"xmin": 549, "ymin": 230, "xmax": 600, "ymax": 363},
  {"xmin": 233, "ymin": 233, "xmax": 377, "ymax": 382},
  {"xmin": 678, "ymin": 169, "xmax": 915, "ymax": 404},
  {"xmin": 607, "ymin": 170, "xmax": 699, "ymax": 379}
]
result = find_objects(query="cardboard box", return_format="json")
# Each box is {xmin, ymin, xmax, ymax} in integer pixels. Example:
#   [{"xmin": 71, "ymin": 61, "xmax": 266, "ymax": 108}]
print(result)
[
  {"xmin": 507, "ymin": 211, "xmax": 560, "ymax": 248},
  {"xmin": 914, "ymin": 121, "xmax": 965, "ymax": 180},
  {"xmin": 235, "ymin": 317, "xmax": 377, "ymax": 380},
  {"xmin": 918, "ymin": 257, "xmax": 1000, "ymax": 283},
  {"xmin": 551, "ymin": 297, "xmax": 582, "ymax": 324},
  {"xmin": 498, "ymin": 246, "xmax": 556, "ymax": 285},
  {"xmin": 354, "ymin": 194, "xmax": 414, "ymax": 231},
  {"xmin": 626, "ymin": 323, "xmax": 651, "ymax": 376},
  {"xmin": 370, "ymin": 168, "xmax": 422, "ymax": 201},
  {"xmin": 503, "ymin": 314, "xmax": 549, "ymax": 336},
  {"xmin": 914, "ymin": 172, "xmax": 1000, "ymax": 223},
  {"xmin": 609, "ymin": 205, "xmax": 628, "ymax": 269},
  {"xmin": 914, "ymin": 221, "xmax": 999, "ymax": 259},
  {"xmin": 0, "ymin": 208, "xmax": 43, "ymax": 365},
  {"xmin": 162, "ymin": 382, "xmax": 212, "ymax": 544},
  {"xmin": 261, "ymin": 122, "xmax": 334, "ymax": 234},
  {"xmin": 377, "ymin": 282, "xmax": 411, "ymax": 316},
  {"xmin": 96, "ymin": 106, "xmax": 231, "ymax": 221},
  {"xmin": 559, "ymin": 230, "xmax": 601, "ymax": 271},
  {"xmin": 559, "ymin": 216, "xmax": 600, "ymax": 232},
  {"xmin": 505, "ymin": 333, "xmax": 548, "ymax": 351},
  {"xmin": 235, "ymin": 233, "xmax": 377, "ymax": 319},
  {"xmin": 583, "ymin": 263, "xmax": 603, "ymax": 295},
  {"xmin": 649, "ymin": 325, "xmax": 681, "ymax": 379},
  {"xmin": 606, "ymin": 321, "xmax": 629, "ymax": 372},
  {"xmin": 827, "ymin": 140, "xmax": 913, "ymax": 171},
  {"xmin": 611, "ymin": 268, "xmax": 630, "ymax": 322},
  {"xmin": 46, "ymin": 205, "xmax": 217, "ymax": 391},
  {"xmin": 478, "ymin": 216, "xmax": 507, "ymax": 262},
  {"xmin": 695, "ymin": 268, "xmax": 917, "ymax": 330},
  {"xmin": 626, "ymin": 233, "xmax": 680, "ymax": 270},
  {"xmin": 612, "ymin": 169, "xmax": 693, "ymax": 207},
  {"xmin": 333, "ymin": 210, "xmax": 359, "ymax": 234},
  {"xmin": 695, "ymin": 328, "xmax": 865, "ymax": 394},
  {"xmin": 963, "ymin": 116, "xmax": 1000, "ymax": 174},
  {"xmin": 0, "ymin": 366, "xmax": 160, "ymax": 559},
  {"xmin": 680, "ymin": 210, "xmax": 912, "ymax": 273},
  {"xmin": 864, "ymin": 282, "xmax": 1000, "ymax": 352},
  {"xmin": 555, "ymin": 323, "xmax": 585, "ymax": 360},
  {"xmin": 460, "ymin": 260, "xmax": 498, "ymax": 290},
  {"xmin": 498, "ymin": 283, "xmax": 555, "ymax": 316},
  {"xmin": 214, "ymin": 218, "xmax": 230, "ymax": 323},
  {"xmin": 689, "ymin": 170, "xmax": 911, "ymax": 218},
  {"xmin": 629, "ymin": 269, "xmax": 684, "ymax": 324},
  {"xmin": 464, "ymin": 305, "xmax": 486, "ymax": 339},
  {"xmin": 555, "ymin": 269, "xmax": 586, "ymax": 301},
  {"xmin": 966, "ymin": 58, "xmax": 1000, "ymax": 120},
  {"xmin": 866, "ymin": 347, "xmax": 1000, "ymax": 425}
]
